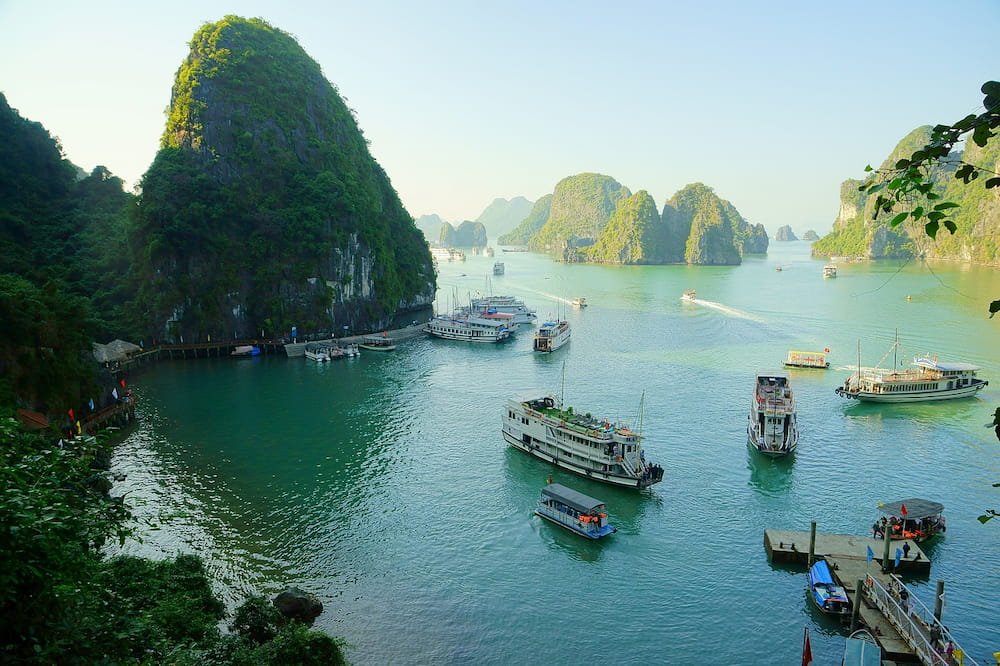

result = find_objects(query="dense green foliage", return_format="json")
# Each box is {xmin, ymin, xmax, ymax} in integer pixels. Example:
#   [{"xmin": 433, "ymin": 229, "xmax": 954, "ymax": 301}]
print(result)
[
  {"xmin": 530, "ymin": 174, "xmax": 631, "ymax": 251},
  {"xmin": 662, "ymin": 183, "xmax": 749, "ymax": 265},
  {"xmin": 499, "ymin": 194, "xmax": 551, "ymax": 245},
  {"xmin": 475, "ymin": 196, "xmax": 533, "ymax": 238},
  {"xmin": 587, "ymin": 191, "xmax": 667, "ymax": 264},
  {"xmin": 0, "ymin": 275, "xmax": 98, "ymax": 413},
  {"xmin": 134, "ymin": 15, "xmax": 433, "ymax": 340}
]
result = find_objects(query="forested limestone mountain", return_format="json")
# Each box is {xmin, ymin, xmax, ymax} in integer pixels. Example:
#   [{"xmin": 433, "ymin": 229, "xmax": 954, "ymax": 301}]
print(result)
[
  {"xmin": 587, "ymin": 191, "xmax": 667, "ymax": 264},
  {"xmin": 132, "ymin": 16, "xmax": 435, "ymax": 341},
  {"xmin": 774, "ymin": 225, "xmax": 798, "ymax": 241},
  {"xmin": 499, "ymin": 194, "xmax": 551, "ymax": 245},
  {"xmin": 530, "ymin": 174, "xmax": 632, "ymax": 251},
  {"xmin": 814, "ymin": 121, "xmax": 1000, "ymax": 265},
  {"xmin": 475, "ymin": 196, "xmax": 533, "ymax": 238},
  {"xmin": 661, "ymin": 183, "xmax": 766, "ymax": 265},
  {"xmin": 414, "ymin": 213, "xmax": 447, "ymax": 240},
  {"xmin": 438, "ymin": 220, "xmax": 488, "ymax": 247},
  {"xmin": 802, "ymin": 230, "xmax": 820, "ymax": 241}
]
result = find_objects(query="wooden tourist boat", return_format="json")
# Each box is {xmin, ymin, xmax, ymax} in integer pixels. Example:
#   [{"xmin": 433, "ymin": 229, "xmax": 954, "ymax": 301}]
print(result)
[{"xmin": 534, "ymin": 483, "xmax": 616, "ymax": 539}]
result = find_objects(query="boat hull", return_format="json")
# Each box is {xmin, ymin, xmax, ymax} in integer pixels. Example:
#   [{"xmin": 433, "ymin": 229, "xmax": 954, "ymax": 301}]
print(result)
[
  {"xmin": 503, "ymin": 430, "xmax": 653, "ymax": 489},
  {"xmin": 835, "ymin": 382, "xmax": 986, "ymax": 402},
  {"xmin": 534, "ymin": 509, "xmax": 615, "ymax": 539}
]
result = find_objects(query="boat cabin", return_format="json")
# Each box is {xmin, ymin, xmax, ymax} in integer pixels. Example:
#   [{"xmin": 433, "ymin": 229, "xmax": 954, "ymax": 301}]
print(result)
[
  {"xmin": 535, "ymin": 483, "xmax": 616, "ymax": 539},
  {"xmin": 784, "ymin": 350, "xmax": 829, "ymax": 369},
  {"xmin": 874, "ymin": 498, "xmax": 945, "ymax": 542}
]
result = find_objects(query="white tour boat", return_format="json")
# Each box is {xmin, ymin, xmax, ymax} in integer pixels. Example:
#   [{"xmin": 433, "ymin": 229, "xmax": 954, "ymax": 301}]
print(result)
[
  {"xmin": 502, "ymin": 394, "xmax": 664, "ymax": 489},
  {"xmin": 470, "ymin": 295, "xmax": 536, "ymax": 326},
  {"xmin": 425, "ymin": 315, "xmax": 512, "ymax": 343},
  {"xmin": 493, "ymin": 261, "xmax": 505, "ymax": 275},
  {"xmin": 823, "ymin": 265, "xmax": 837, "ymax": 278},
  {"xmin": 748, "ymin": 371, "xmax": 798, "ymax": 456},
  {"xmin": 535, "ymin": 483, "xmax": 616, "ymax": 539},
  {"xmin": 835, "ymin": 341, "xmax": 987, "ymax": 403},
  {"xmin": 358, "ymin": 334, "xmax": 396, "ymax": 351},
  {"xmin": 533, "ymin": 319, "xmax": 571, "ymax": 352},
  {"xmin": 304, "ymin": 343, "xmax": 331, "ymax": 362}
]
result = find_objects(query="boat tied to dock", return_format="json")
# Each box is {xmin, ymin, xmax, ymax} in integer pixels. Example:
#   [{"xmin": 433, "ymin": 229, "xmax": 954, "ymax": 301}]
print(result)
[
  {"xmin": 807, "ymin": 558, "xmax": 851, "ymax": 617},
  {"xmin": 502, "ymin": 394, "xmax": 664, "ymax": 489},
  {"xmin": 873, "ymin": 499, "xmax": 945, "ymax": 542},
  {"xmin": 534, "ymin": 483, "xmax": 616, "ymax": 539}
]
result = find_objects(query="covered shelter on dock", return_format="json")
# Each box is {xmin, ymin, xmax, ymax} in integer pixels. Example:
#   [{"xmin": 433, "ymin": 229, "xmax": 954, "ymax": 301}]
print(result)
[{"xmin": 92, "ymin": 339, "xmax": 141, "ymax": 367}]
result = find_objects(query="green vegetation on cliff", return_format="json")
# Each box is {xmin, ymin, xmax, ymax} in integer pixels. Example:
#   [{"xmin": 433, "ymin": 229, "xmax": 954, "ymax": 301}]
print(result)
[
  {"xmin": 134, "ymin": 15, "xmax": 434, "ymax": 340},
  {"xmin": 530, "ymin": 174, "xmax": 631, "ymax": 251},
  {"xmin": 499, "ymin": 194, "xmax": 551, "ymax": 245},
  {"xmin": 661, "ymin": 183, "xmax": 749, "ymax": 265},
  {"xmin": 587, "ymin": 191, "xmax": 666, "ymax": 264}
]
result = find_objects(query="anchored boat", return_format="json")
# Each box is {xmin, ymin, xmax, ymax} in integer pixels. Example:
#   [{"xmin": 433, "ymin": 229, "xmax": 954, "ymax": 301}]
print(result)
[
  {"xmin": 533, "ymin": 320, "xmax": 571, "ymax": 352},
  {"xmin": 784, "ymin": 349, "xmax": 830, "ymax": 369},
  {"xmin": 358, "ymin": 334, "xmax": 397, "ymax": 351},
  {"xmin": 748, "ymin": 371, "xmax": 798, "ymax": 456},
  {"xmin": 534, "ymin": 483, "xmax": 616, "ymax": 539},
  {"xmin": 502, "ymin": 394, "xmax": 664, "ymax": 489},
  {"xmin": 807, "ymin": 559, "xmax": 851, "ymax": 616},
  {"xmin": 835, "ymin": 339, "xmax": 987, "ymax": 402},
  {"xmin": 874, "ymin": 499, "xmax": 945, "ymax": 542}
]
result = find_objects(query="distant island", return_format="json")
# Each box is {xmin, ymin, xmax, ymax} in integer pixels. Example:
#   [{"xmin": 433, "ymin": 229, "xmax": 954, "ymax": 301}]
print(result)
[
  {"xmin": 439, "ymin": 220, "xmax": 488, "ymax": 247},
  {"xmin": 802, "ymin": 230, "xmax": 820, "ymax": 241},
  {"xmin": 500, "ymin": 173, "xmax": 767, "ymax": 265},
  {"xmin": 774, "ymin": 225, "xmax": 798, "ymax": 241}
]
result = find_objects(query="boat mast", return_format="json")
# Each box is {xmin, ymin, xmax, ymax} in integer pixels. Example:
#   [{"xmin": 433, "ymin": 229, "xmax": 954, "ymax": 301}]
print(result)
[
  {"xmin": 893, "ymin": 328, "xmax": 898, "ymax": 370},
  {"xmin": 560, "ymin": 360, "xmax": 566, "ymax": 407}
]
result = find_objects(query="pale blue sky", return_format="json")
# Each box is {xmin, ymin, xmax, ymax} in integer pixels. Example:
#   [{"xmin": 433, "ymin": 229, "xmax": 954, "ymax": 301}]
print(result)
[{"xmin": 2, "ymin": 1, "xmax": 998, "ymax": 234}]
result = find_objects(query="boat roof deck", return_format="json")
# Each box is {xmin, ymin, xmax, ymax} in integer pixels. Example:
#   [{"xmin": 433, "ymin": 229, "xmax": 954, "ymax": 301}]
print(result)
[{"xmin": 542, "ymin": 483, "xmax": 606, "ymax": 513}]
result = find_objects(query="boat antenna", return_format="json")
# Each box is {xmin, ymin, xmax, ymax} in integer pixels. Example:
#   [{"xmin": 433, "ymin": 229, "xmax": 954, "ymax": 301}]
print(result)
[
  {"xmin": 857, "ymin": 339, "xmax": 861, "ymax": 387},
  {"xmin": 560, "ymin": 360, "xmax": 566, "ymax": 406},
  {"xmin": 893, "ymin": 328, "xmax": 898, "ymax": 370},
  {"xmin": 636, "ymin": 391, "xmax": 645, "ymax": 435}
]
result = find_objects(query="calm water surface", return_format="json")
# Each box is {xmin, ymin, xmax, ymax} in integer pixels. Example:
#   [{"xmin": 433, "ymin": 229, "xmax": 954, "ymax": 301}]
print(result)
[{"xmin": 114, "ymin": 242, "xmax": 1000, "ymax": 664}]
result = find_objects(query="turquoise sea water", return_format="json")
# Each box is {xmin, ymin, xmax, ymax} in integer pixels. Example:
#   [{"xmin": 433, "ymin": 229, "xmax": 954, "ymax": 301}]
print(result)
[{"xmin": 113, "ymin": 242, "xmax": 1000, "ymax": 664}]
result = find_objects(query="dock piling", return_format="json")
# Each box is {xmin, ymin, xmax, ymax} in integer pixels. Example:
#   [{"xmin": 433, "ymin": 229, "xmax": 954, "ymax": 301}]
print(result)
[
  {"xmin": 850, "ymin": 578, "xmax": 863, "ymax": 632},
  {"xmin": 933, "ymin": 580, "xmax": 944, "ymax": 622},
  {"xmin": 807, "ymin": 521, "xmax": 816, "ymax": 566},
  {"xmin": 881, "ymin": 525, "xmax": 891, "ymax": 572}
]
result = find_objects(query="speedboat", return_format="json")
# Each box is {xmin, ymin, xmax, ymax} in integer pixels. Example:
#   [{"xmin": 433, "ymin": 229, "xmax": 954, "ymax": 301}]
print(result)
[
  {"xmin": 681, "ymin": 289, "xmax": 696, "ymax": 302},
  {"xmin": 808, "ymin": 559, "xmax": 851, "ymax": 616}
]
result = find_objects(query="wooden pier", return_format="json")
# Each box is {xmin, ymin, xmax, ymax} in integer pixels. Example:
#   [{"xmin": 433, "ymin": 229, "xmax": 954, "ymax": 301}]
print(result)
[
  {"xmin": 766, "ymin": 528, "xmax": 927, "ymax": 663},
  {"xmin": 80, "ymin": 396, "xmax": 137, "ymax": 435}
]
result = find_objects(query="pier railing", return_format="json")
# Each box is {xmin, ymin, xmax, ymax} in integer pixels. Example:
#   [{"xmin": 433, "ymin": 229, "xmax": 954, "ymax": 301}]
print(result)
[{"xmin": 864, "ymin": 574, "xmax": 977, "ymax": 666}]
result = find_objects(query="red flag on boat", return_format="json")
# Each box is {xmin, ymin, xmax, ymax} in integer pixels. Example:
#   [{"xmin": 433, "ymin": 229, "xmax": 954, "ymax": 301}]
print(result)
[
  {"xmin": 801, "ymin": 626, "xmax": 812, "ymax": 666},
  {"xmin": 67, "ymin": 408, "xmax": 75, "ymax": 421},
  {"xmin": 900, "ymin": 503, "xmax": 908, "ymax": 518}
]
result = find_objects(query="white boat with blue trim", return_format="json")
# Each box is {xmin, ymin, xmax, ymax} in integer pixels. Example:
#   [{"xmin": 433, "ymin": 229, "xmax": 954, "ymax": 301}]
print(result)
[
  {"xmin": 533, "ymin": 319, "xmax": 571, "ymax": 352},
  {"xmin": 534, "ymin": 483, "xmax": 616, "ymax": 539}
]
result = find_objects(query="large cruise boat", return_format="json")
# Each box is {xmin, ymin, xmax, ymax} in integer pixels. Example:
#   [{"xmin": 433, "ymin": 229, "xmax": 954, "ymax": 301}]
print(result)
[
  {"xmin": 533, "ymin": 319, "xmax": 571, "ymax": 352},
  {"xmin": 835, "ymin": 352, "xmax": 987, "ymax": 403},
  {"xmin": 502, "ymin": 394, "xmax": 664, "ymax": 489},
  {"xmin": 470, "ymin": 295, "xmax": 536, "ymax": 326},
  {"xmin": 748, "ymin": 371, "xmax": 798, "ymax": 456},
  {"xmin": 424, "ymin": 315, "xmax": 512, "ymax": 343}
]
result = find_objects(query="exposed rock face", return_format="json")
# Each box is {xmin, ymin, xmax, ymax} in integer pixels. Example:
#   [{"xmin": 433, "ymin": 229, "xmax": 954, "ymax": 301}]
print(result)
[
  {"xmin": 132, "ymin": 16, "xmax": 435, "ymax": 341},
  {"xmin": 499, "ymin": 194, "xmax": 551, "ymax": 245},
  {"xmin": 439, "ymin": 220, "xmax": 488, "ymax": 247},
  {"xmin": 802, "ymin": 229, "xmax": 820, "ymax": 241},
  {"xmin": 587, "ymin": 191, "xmax": 666, "ymax": 264},
  {"xmin": 661, "ymin": 183, "xmax": 750, "ymax": 265},
  {"xmin": 530, "ymin": 173, "xmax": 631, "ymax": 251},
  {"xmin": 273, "ymin": 587, "xmax": 323, "ymax": 625},
  {"xmin": 774, "ymin": 225, "xmax": 798, "ymax": 241},
  {"xmin": 741, "ymin": 223, "xmax": 770, "ymax": 254},
  {"xmin": 475, "ymin": 197, "xmax": 533, "ymax": 238}
]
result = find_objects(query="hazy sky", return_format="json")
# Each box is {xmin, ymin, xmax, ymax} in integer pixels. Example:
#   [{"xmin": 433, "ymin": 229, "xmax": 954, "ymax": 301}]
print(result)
[{"xmin": 2, "ymin": 1, "xmax": 998, "ymax": 234}]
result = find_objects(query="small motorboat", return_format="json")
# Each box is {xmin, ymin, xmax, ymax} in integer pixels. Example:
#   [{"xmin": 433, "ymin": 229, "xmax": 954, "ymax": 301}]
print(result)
[
  {"xmin": 681, "ymin": 289, "xmax": 696, "ymax": 302},
  {"xmin": 571, "ymin": 297, "xmax": 587, "ymax": 308},
  {"xmin": 808, "ymin": 559, "xmax": 851, "ymax": 616},
  {"xmin": 534, "ymin": 483, "xmax": 616, "ymax": 539}
]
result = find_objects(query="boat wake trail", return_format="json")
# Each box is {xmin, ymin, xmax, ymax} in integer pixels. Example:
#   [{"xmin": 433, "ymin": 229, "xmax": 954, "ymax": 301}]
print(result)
[
  {"xmin": 686, "ymin": 298, "xmax": 764, "ymax": 323},
  {"xmin": 508, "ymin": 284, "xmax": 574, "ymax": 307}
]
